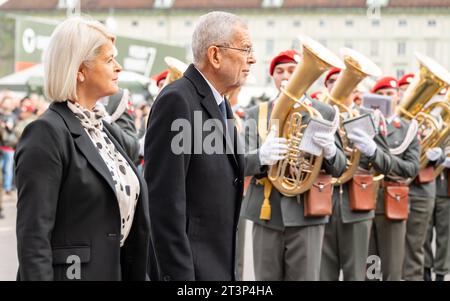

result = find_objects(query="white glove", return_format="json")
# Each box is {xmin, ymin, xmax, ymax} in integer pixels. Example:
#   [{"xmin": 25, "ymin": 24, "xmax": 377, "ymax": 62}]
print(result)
[
  {"xmin": 347, "ymin": 128, "xmax": 377, "ymax": 157},
  {"xmin": 312, "ymin": 132, "xmax": 336, "ymax": 160},
  {"xmin": 443, "ymin": 157, "xmax": 450, "ymax": 168},
  {"xmin": 444, "ymin": 146, "xmax": 450, "ymax": 156},
  {"xmin": 426, "ymin": 147, "xmax": 442, "ymax": 162},
  {"xmin": 259, "ymin": 126, "xmax": 289, "ymax": 166}
]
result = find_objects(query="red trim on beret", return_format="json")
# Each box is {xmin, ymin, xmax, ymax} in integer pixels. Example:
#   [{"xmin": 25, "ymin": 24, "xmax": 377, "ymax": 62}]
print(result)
[
  {"xmin": 153, "ymin": 69, "xmax": 169, "ymax": 86},
  {"xmin": 310, "ymin": 91, "xmax": 323, "ymax": 100},
  {"xmin": 398, "ymin": 73, "xmax": 414, "ymax": 87}
]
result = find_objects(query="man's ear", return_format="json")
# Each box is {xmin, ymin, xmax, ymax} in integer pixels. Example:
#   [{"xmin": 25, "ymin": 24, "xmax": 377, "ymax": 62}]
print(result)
[{"xmin": 207, "ymin": 46, "xmax": 221, "ymax": 70}]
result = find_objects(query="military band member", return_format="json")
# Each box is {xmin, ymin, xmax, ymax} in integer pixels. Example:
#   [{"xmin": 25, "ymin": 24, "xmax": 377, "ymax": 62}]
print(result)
[
  {"xmin": 424, "ymin": 144, "xmax": 450, "ymax": 281},
  {"xmin": 320, "ymin": 71, "xmax": 393, "ymax": 281},
  {"xmin": 324, "ymin": 67, "xmax": 341, "ymax": 92},
  {"xmin": 240, "ymin": 50, "xmax": 347, "ymax": 281},
  {"xmin": 401, "ymin": 75, "xmax": 444, "ymax": 280},
  {"xmin": 368, "ymin": 76, "xmax": 420, "ymax": 281}
]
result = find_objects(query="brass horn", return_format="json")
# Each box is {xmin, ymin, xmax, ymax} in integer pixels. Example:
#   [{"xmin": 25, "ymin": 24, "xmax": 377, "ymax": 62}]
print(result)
[
  {"xmin": 324, "ymin": 48, "xmax": 382, "ymax": 185},
  {"xmin": 162, "ymin": 56, "xmax": 188, "ymax": 88},
  {"xmin": 267, "ymin": 35, "xmax": 345, "ymax": 196},
  {"xmin": 396, "ymin": 52, "xmax": 450, "ymax": 169}
]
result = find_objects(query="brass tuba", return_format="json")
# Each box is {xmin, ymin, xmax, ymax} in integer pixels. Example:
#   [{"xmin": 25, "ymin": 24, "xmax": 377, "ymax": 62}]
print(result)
[
  {"xmin": 324, "ymin": 48, "xmax": 382, "ymax": 185},
  {"xmin": 395, "ymin": 53, "xmax": 450, "ymax": 169},
  {"xmin": 431, "ymin": 90, "xmax": 450, "ymax": 178},
  {"xmin": 267, "ymin": 35, "xmax": 345, "ymax": 196},
  {"xmin": 162, "ymin": 56, "xmax": 188, "ymax": 88}
]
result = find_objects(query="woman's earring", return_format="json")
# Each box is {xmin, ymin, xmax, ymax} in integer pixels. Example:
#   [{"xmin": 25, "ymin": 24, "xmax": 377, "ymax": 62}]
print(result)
[{"xmin": 79, "ymin": 74, "xmax": 85, "ymax": 82}]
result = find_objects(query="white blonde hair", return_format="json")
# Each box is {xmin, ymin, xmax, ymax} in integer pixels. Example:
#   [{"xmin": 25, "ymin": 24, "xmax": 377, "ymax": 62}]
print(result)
[{"xmin": 43, "ymin": 17, "xmax": 115, "ymax": 102}]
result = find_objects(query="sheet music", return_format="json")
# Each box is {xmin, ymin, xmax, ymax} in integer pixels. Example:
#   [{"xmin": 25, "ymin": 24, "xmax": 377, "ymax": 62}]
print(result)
[
  {"xmin": 362, "ymin": 93, "xmax": 392, "ymax": 117},
  {"xmin": 298, "ymin": 117, "xmax": 334, "ymax": 156},
  {"xmin": 343, "ymin": 113, "xmax": 376, "ymax": 138}
]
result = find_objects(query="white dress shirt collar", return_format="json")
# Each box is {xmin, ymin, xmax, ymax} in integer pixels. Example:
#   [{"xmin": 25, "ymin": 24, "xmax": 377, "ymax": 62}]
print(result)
[{"xmin": 195, "ymin": 66, "xmax": 225, "ymax": 106}]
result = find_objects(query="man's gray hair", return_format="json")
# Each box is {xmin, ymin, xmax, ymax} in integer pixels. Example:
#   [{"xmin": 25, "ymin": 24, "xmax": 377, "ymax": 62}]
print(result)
[{"xmin": 192, "ymin": 11, "xmax": 247, "ymax": 65}]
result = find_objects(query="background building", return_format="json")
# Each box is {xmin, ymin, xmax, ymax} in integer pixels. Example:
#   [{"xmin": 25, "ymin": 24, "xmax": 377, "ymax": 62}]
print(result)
[{"xmin": 1, "ymin": 0, "xmax": 450, "ymax": 97}]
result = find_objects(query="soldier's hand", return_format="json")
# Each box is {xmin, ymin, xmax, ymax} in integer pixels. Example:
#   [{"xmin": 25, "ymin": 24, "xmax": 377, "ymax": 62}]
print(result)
[
  {"xmin": 443, "ymin": 157, "xmax": 450, "ymax": 169},
  {"xmin": 426, "ymin": 147, "xmax": 442, "ymax": 162},
  {"xmin": 347, "ymin": 128, "xmax": 377, "ymax": 157},
  {"xmin": 259, "ymin": 126, "xmax": 289, "ymax": 166},
  {"xmin": 312, "ymin": 132, "xmax": 336, "ymax": 160}
]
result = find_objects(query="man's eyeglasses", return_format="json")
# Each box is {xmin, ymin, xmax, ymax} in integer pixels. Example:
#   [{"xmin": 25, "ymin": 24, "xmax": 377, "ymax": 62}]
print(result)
[{"xmin": 215, "ymin": 45, "xmax": 254, "ymax": 56}]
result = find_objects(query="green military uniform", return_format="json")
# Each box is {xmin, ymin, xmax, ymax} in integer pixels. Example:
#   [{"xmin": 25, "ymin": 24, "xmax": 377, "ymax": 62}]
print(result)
[
  {"xmin": 369, "ymin": 117, "xmax": 420, "ymax": 281},
  {"xmin": 320, "ymin": 107, "xmax": 393, "ymax": 281},
  {"xmin": 241, "ymin": 98, "xmax": 347, "ymax": 281},
  {"xmin": 424, "ymin": 166, "xmax": 450, "ymax": 279},
  {"xmin": 403, "ymin": 157, "xmax": 442, "ymax": 280}
]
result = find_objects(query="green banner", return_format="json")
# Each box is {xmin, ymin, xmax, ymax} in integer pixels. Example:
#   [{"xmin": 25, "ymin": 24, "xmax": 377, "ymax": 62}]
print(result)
[{"xmin": 14, "ymin": 16, "xmax": 186, "ymax": 76}]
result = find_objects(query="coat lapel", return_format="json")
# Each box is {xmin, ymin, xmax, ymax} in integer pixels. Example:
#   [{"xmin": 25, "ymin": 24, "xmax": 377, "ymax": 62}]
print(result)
[
  {"xmin": 50, "ymin": 102, "xmax": 116, "ymax": 194},
  {"xmin": 184, "ymin": 64, "xmax": 240, "ymax": 171}
]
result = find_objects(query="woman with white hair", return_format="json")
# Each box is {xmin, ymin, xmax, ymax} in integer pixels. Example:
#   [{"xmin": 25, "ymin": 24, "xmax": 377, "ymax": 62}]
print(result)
[{"xmin": 15, "ymin": 17, "xmax": 158, "ymax": 281}]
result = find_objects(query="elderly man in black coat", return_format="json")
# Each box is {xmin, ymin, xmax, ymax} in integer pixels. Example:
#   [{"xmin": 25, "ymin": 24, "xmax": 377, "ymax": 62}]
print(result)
[{"xmin": 144, "ymin": 11, "xmax": 256, "ymax": 281}]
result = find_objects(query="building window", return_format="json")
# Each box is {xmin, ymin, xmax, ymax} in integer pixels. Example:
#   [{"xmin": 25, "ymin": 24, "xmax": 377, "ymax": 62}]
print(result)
[
  {"xmin": 344, "ymin": 41, "xmax": 353, "ymax": 49},
  {"xmin": 185, "ymin": 20, "xmax": 192, "ymax": 27},
  {"xmin": 319, "ymin": 39, "xmax": 327, "ymax": 47},
  {"xmin": 267, "ymin": 20, "xmax": 275, "ymax": 27},
  {"xmin": 132, "ymin": 20, "xmax": 139, "ymax": 27},
  {"xmin": 291, "ymin": 38, "xmax": 301, "ymax": 50},
  {"xmin": 293, "ymin": 20, "xmax": 301, "ymax": 27},
  {"xmin": 319, "ymin": 20, "xmax": 325, "ymax": 27},
  {"xmin": 154, "ymin": 0, "xmax": 174, "ymax": 8},
  {"xmin": 397, "ymin": 41, "xmax": 406, "ymax": 56},
  {"xmin": 345, "ymin": 20, "xmax": 354, "ymax": 27},
  {"xmin": 58, "ymin": 0, "xmax": 68, "ymax": 8},
  {"xmin": 398, "ymin": 19, "xmax": 407, "ymax": 27},
  {"xmin": 428, "ymin": 20, "xmax": 437, "ymax": 27},
  {"xmin": 371, "ymin": 19, "xmax": 380, "ymax": 27},
  {"xmin": 370, "ymin": 40, "xmax": 379, "ymax": 57},
  {"xmin": 426, "ymin": 40, "xmax": 436, "ymax": 57},
  {"xmin": 158, "ymin": 20, "xmax": 165, "ymax": 27},
  {"xmin": 262, "ymin": 0, "xmax": 283, "ymax": 8},
  {"xmin": 266, "ymin": 39, "xmax": 274, "ymax": 55}
]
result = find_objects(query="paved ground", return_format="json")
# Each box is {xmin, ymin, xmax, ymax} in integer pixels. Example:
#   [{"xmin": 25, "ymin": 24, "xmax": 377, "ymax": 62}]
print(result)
[{"xmin": 0, "ymin": 192, "xmax": 448, "ymax": 281}]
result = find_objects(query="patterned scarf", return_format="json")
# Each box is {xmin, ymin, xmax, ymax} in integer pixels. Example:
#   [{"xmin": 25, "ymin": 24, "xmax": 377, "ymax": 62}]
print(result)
[{"xmin": 68, "ymin": 101, "xmax": 140, "ymax": 247}]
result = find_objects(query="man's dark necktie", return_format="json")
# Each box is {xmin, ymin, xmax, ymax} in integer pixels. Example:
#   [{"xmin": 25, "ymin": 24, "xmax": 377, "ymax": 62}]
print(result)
[{"xmin": 219, "ymin": 100, "xmax": 227, "ymax": 124}]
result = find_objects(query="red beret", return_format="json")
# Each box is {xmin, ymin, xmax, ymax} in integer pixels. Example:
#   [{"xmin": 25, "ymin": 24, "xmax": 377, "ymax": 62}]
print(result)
[
  {"xmin": 324, "ymin": 68, "xmax": 341, "ymax": 87},
  {"xmin": 398, "ymin": 73, "xmax": 414, "ymax": 87},
  {"xmin": 21, "ymin": 104, "xmax": 35, "ymax": 113},
  {"xmin": 371, "ymin": 76, "xmax": 398, "ymax": 93},
  {"xmin": 154, "ymin": 69, "xmax": 169, "ymax": 86},
  {"xmin": 269, "ymin": 50, "xmax": 301, "ymax": 76},
  {"xmin": 310, "ymin": 91, "xmax": 323, "ymax": 100}
]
